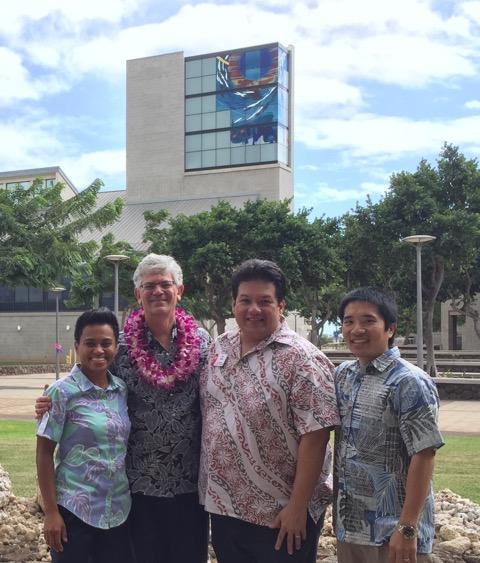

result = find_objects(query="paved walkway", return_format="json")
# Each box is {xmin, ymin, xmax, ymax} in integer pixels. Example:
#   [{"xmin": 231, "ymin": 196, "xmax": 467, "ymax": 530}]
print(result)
[{"xmin": 0, "ymin": 374, "xmax": 479, "ymax": 434}]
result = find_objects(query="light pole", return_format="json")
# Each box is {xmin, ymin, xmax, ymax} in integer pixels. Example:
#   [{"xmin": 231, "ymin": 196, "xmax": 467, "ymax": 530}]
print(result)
[
  {"xmin": 50, "ymin": 286, "xmax": 65, "ymax": 380},
  {"xmin": 401, "ymin": 235, "xmax": 436, "ymax": 370},
  {"xmin": 105, "ymin": 254, "xmax": 128, "ymax": 319}
]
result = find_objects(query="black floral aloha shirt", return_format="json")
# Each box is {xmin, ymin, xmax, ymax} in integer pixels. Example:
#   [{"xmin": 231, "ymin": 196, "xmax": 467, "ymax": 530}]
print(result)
[{"xmin": 112, "ymin": 323, "xmax": 211, "ymax": 497}]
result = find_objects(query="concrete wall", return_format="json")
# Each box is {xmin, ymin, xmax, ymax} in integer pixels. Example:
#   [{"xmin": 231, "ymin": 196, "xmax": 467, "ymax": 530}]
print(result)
[
  {"xmin": 126, "ymin": 52, "xmax": 186, "ymax": 204},
  {"xmin": 0, "ymin": 312, "xmax": 80, "ymax": 362},
  {"xmin": 184, "ymin": 163, "xmax": 292, "ymax": 202}
]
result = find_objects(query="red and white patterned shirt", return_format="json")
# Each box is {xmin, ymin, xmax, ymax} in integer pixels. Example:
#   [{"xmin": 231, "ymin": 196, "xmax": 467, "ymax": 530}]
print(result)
[{"xmin": 199, "ymin": 321, "xmax": 340, "ymax": 526}]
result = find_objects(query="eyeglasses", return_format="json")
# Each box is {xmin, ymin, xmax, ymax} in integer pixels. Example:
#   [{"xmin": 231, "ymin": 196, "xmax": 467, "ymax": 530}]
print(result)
[{"xmin": 140, "ymin": 281, "xmax": 176, "ymax": 292}]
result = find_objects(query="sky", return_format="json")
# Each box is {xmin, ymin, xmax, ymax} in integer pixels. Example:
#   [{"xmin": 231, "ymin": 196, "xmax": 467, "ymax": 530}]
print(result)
[{"xmin": 1, "ymin": 0, "xmax": 480, "ymax": 219}]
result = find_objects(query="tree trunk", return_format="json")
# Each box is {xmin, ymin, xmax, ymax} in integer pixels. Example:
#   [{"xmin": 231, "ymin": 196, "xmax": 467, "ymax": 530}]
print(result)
[
  {"xmin": 424, "ymin": 256, "xmax": 444, "ymax": 376},
  {"xmin": 216, "ymin": 316, "xmax": 226, "ymax": 337},
  {"xmin": 308, "ymin": 306, "xmax": 322, "ymax": 347},
  {"xmin": 309, "ymin": 324, "xmax": 319, "ymax": 347}
]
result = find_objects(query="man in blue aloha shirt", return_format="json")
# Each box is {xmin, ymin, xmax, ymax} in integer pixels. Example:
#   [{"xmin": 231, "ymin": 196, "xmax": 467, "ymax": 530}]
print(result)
[{"xmin": 334, "ymin": 287, "xmax": 444, "ymax": 563}]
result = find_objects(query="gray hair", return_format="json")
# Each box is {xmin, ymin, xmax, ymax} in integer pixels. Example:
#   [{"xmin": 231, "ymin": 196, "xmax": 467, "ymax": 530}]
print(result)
[{"xmin": 133, "ymin": 254, "xmax": 183, "ymax": 288}]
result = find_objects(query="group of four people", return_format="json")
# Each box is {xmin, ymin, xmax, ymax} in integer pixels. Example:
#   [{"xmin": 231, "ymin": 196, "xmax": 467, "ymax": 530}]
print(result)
[{"xmin": 35, "ymin": 254, "xmax": 443, "ymax": 563}]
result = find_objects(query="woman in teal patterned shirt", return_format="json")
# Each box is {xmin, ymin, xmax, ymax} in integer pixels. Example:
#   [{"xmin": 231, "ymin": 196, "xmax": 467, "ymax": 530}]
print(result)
[{"xmin": 36, "ymin": 309, "xmax": 132, "ymax": 563}]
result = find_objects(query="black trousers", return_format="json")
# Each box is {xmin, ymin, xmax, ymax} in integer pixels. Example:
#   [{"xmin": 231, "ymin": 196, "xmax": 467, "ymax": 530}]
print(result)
[
  {"xmin": 211, "ymin": 511, "xmax": 325, "ymax": 563},
  {"xmin": 50, "ymin": 505, "xmax": 132, "ymax": 563},
  {"xmin": 129, "ymin": 492, "xmax": 209, "ymax": 563}
]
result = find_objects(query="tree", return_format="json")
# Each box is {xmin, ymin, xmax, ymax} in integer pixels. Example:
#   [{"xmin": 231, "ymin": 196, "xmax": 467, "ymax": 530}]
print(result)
[
  {"xmin": 67, "ymin": 233, "xmax": 141, "ymax": 321},
  {"xmin": 287, "ymin": 217, "xmax": 346, "ymax": 347},
  {"xmin": 342, "ymin": 144, "xmax": 480, "ymax": 374},
  {"xmin": 0, "ymin": 178, "xmax": 124, "ymax": 289}
]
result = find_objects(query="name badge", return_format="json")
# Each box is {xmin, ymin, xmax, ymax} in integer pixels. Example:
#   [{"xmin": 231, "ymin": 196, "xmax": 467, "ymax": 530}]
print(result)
[{"xmin": 211, "ymin": 353, "xmax": 227, "ymax": 367}]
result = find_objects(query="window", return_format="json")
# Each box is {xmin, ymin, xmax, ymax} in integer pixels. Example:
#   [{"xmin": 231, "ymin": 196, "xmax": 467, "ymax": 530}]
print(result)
[
  {"xmin": 202, "ymin": 132, "xmax": 216, "ymax": 150},
  {"xmin": 186, "ymin": 134, "xmax": 202, "ymax": 152},
  {"xmin": 185, "ymin": 114, "xmax": 202, "ymax": 132},
  {"xmin": 185, "ymin": 44, "xmax": 289, "ymax": 170},
  {"xmin": 6, "ymin": 181, "xmax": 31, "ymax": 189},
  {"xmin": 186, "ymin": 97, "xmax": 201, "ymax": 115},
  {"xmin": 185, "ymin": 77, "xmax": 202, "ymax": 95}
]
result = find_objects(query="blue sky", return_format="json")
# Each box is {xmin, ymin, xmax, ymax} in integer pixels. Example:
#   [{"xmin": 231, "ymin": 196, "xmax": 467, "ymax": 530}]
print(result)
[{"xmin": 1, "ymin": 0, "xmax": 480, "ymax": 219}]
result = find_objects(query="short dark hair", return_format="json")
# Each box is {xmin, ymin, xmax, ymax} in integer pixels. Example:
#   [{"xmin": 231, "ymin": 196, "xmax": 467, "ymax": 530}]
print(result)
[
  {"xmin": 338, "ymin": 287, "xmax": 397, "ymax": 347},
  {"xmin": 231, "ymin": 259, "xmax": 287, "ymax": 301},
  {"xmin": 74, "ymin": 308, "xmax": 119, "ymax": 343}
]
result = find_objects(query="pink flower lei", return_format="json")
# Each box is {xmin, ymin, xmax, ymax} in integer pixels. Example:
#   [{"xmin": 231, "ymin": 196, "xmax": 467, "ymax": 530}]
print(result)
[{"xmin": 124, "ymin": 307, "xmax": 201, "ymax": 389}]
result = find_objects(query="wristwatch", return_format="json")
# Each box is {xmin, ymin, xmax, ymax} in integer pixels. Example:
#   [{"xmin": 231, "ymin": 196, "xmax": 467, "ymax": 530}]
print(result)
[{"xmin": 396, "ymin": 523, "xmax": 418, "ymax": 540}]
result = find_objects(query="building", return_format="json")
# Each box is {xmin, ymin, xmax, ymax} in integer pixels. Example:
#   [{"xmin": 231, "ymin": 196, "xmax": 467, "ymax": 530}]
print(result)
[
  {"xmin": 0, "ymin": 167, "xmax": 77, "ymax": 199},
  {"xmin": 127, "ymin": 43, "xmax": 293, "ymax": 203},
  {"xmin": 1, "ymin": 43, "xmax": 296, "ymax": 361},
  {"xmin": 82, "ymin": 42, "xmax": 294, "ymax": 250},
  {"xmin": 440, "ymin": 298, "xmax": 480, "ymax": 351}
]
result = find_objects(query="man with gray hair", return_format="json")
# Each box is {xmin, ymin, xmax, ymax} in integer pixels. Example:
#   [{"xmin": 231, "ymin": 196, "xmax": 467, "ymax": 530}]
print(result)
[{"xmin": 37, "ymin": 253, "xmax": 211, "ymax": 563}]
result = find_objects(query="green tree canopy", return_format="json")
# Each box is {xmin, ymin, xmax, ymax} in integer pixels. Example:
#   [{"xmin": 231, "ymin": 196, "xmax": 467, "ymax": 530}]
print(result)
[
  {"xmin": 0, "ymin": 178, "xmax": 124, "ymax": 289},
  {"xmin": 67, "ymin": 233, "xmax": 141, "ymax": 318}
]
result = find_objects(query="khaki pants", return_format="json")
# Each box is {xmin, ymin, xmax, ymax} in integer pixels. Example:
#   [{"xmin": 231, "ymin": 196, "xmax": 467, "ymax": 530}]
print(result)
[{"xmin": 337, "ymin": 541, "xmax": 434, "ymax": 563}]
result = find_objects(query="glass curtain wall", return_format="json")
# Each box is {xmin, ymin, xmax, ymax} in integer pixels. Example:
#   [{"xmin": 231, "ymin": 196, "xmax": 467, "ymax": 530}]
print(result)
[{"xmin": 185, "ymin": 43, "xmax": 289, "ymax": 171}]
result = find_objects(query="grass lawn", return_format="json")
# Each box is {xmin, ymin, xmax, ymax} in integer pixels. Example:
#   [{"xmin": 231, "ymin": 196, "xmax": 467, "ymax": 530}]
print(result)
[
  {"xmin": 0, "ymin": 420, "xmax": 479, "ymax": 503},
  {"xmin": 433, "ymin": 434, "xmax": 480, "ymax": 503},
  {"xmin": 0, "ymin": 420, "xmax": 37, "ymax": 496}
]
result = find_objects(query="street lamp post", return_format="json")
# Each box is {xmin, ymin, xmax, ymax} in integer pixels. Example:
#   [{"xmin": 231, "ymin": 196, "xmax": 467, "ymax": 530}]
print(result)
[
  {"xmin": 105, "ymin": 254, "xmax": 128, "ymax": 319},
  {"xmin": 50, "ymin": 286, "xmax": 65, "ymax": 380},
  {"xmin": 401, "ymin": 235, "xmax": 436, "ymax": 370}
]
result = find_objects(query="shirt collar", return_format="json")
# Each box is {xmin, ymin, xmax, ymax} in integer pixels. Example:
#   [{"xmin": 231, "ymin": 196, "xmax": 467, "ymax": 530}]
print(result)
[
  {"xmin": 71, "ymin": 364, "xmax": 120, "ymax": 391},
  {"xmin": 230, "ymin": 318, "xmax": 290, "ymax": 359},
  {"xmin": 356, "ymin": 346, "xmax": 400, "ymax": 373}
]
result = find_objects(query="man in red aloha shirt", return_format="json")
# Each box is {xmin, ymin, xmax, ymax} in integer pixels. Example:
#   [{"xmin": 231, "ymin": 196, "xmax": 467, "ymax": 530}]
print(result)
[{"xmin": 199, "ymin": 259, "xmax": 340, "ymax": 563}]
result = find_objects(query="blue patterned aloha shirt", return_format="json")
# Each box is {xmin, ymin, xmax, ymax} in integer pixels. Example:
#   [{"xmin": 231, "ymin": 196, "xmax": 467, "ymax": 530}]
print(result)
[
  {"xmin": 333, "ymin": 347, "xmax": 444, "ymax": 553},
  {"xmin": 36, "ymin": 365, "xmax": 131, "ymax": 529},
  {"xmin": 113, "ymin": 324, "xmax": 211, "ymax": 497}
]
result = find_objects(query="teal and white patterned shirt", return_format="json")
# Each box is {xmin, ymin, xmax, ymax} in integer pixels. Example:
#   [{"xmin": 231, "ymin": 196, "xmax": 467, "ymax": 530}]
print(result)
[
  {"xmin": 333, "ymin": 347, "xmax": 444, "ymax": 553},
  {"xmin": 36, "ymin": 365, "xmax": 131, "ymax": 529}
]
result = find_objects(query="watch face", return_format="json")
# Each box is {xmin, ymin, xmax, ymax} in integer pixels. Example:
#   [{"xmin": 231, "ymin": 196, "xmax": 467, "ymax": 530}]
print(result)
[{"xmin": 401, "ymin": 525, "xmax": 416, "ymax": 539}]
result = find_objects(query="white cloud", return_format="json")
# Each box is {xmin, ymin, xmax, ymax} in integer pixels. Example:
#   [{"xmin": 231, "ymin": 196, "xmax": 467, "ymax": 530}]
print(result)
[
  {"xmin": 307, "ymin": 183, "xmax": 376, "ymax": 203},
  {"xmin": 0, "ymin": 0, "xmax": 142, "ymax": 36},
  {"xmin": 297, "ymin": 113, "xmax": 480, "ymax": 159},
  {"xmin": 60, "ymin": 149, "xmax": 126, "ymax": 189},
  {"xmin": 0, "ymin": 109, "xmax": 125, "ymax": 189},
  {"xmin": 299, "ymin": 164, "xmax": 321, "ymax": 171},
  {"xmin": 459, "ymin": 1, "xmax": 480, "ymax": 25},
  {"xmin": 359, "ymin": 181, "xmax": 388, "ymax": 194},
  {"xmin": 0, "ymin": 48, "xmax": 38, "ymax": 106},
  {"xmin": 465, "ymin": 99, "xmax": 480, "ymax": 109},
  {"xmin": 295, "ymin": 75, "xmax": 364, "ymax": 111},
  {"xmin": 298, "ymin": 179, "xmax": 388, "ymax": 203}
]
